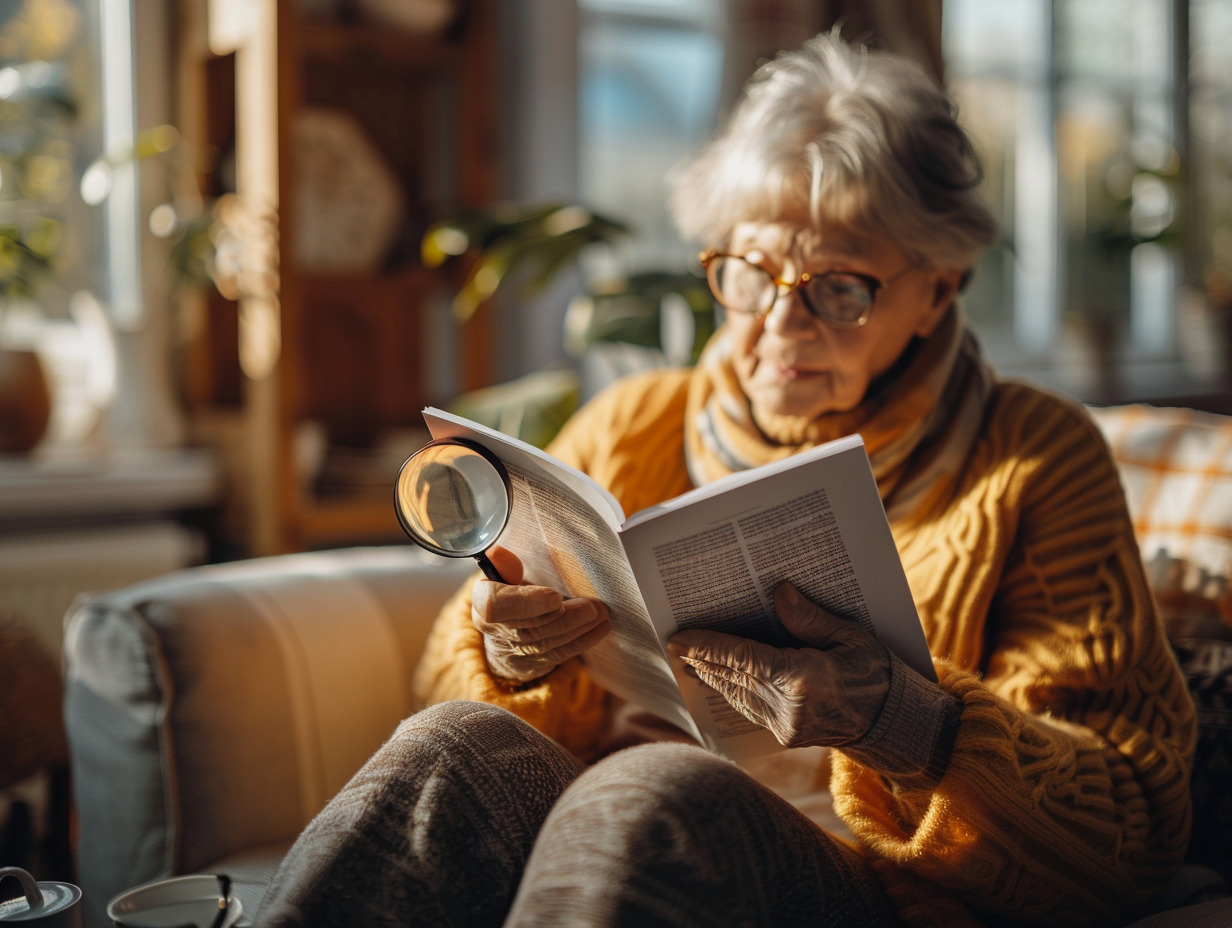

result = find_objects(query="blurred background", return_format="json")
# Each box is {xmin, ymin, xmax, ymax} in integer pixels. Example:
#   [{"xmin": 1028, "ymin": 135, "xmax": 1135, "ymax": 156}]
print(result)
[{"xmin": 0, "ymin": 0, "xmax": 1229, "ymax": 668}]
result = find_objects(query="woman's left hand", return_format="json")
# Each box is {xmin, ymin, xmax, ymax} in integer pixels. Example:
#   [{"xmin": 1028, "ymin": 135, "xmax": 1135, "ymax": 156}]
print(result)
[{"xmin": 668, "ymin": 582, "xmax": 892, "ymax": 748}]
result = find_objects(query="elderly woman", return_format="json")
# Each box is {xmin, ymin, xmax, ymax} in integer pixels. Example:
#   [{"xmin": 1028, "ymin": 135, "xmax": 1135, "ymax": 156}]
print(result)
[{"xmin": 260, "ymin": 33, "xmax": 1194, "ymax": 928}]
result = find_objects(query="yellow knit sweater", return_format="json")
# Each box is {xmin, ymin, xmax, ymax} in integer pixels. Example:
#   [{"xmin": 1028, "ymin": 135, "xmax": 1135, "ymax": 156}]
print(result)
[{"xmin": 412, "ymin": 369, "xmax": 1196, "ymax": 927}]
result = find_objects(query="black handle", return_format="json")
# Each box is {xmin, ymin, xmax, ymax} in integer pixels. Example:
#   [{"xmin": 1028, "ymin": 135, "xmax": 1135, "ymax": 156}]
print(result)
[
  {"xmin": 0, "ymin": 867, "xmax": 43, "ymax": 912},
  {"xmin": 475, "ymin": 550, "xmax": 506, "ymax": 583}
]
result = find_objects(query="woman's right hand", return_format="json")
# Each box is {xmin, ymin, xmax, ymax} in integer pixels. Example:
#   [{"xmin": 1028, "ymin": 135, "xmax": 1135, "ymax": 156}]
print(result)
[{"xmin": 471, "ymin": 546, "xmax": 612, "ymax": 683}]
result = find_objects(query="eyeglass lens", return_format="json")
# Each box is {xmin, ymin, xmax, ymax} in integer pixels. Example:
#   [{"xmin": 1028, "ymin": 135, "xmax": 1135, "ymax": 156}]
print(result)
[{"xmin": 707, "ymin": 255, "xmax": 874, "ymax": 326}]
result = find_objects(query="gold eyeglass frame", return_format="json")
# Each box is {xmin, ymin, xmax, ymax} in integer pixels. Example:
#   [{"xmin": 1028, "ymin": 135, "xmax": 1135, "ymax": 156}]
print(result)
[{"xmin": 698, "ymin": 249, "xmax": 915, "ymax": 329}]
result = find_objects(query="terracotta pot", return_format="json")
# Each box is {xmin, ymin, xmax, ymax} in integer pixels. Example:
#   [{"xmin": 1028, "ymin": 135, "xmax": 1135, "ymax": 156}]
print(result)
[{"xmin": 0, "ymin": 348, "xmax": 52, "ymax": 453}]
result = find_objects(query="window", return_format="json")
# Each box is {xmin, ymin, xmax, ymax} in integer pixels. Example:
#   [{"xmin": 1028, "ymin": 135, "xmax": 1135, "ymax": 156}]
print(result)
[
  {"xmin": 574, "ymin": 2, "xmax": 1231, "ymax": 402},
  {"xmin": 0, "ymin": 0, "xmax": 101, "ymax": 320},
  {"xmin": 0, "ymin": 0, "xmax": 181, "ymax": 449},
  {"xmin": 944, "ymin": 0, "xmax": 1232, "ymax": 399},
  {"xmin": 577, "ymin": 0, "xmax": 724, "ymax": 275}
]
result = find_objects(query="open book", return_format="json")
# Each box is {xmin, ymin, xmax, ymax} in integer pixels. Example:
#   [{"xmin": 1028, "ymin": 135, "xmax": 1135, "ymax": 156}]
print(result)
[{"xmin": 424, "ymin": 407, "xmax": 933, "ymax": 761}]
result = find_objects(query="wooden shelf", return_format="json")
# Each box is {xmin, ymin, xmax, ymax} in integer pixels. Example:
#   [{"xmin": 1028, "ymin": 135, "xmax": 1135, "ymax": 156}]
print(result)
[
  {"xmin": 299, "ymin": 264, "xmax": 439, "ymax": 295},
  {"xmin": 297, "ymin": 495, "xmax": 405, "ymax": 548},
  {"xmin": 176, "ymin": 0, "xmax": 497, "ymax": 557}
]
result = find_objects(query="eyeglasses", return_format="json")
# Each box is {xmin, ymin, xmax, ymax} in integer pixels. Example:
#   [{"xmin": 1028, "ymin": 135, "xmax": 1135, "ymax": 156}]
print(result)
[{"xmin": 699, "ymin": 249, "xmax": 915, "ymax": 329}]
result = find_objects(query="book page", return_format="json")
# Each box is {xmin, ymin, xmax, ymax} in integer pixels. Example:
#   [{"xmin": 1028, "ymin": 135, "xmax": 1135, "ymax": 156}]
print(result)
[
  {"xmin": 422, "ymin": 409, "xmax": 702, "ymax": 742},
  {"xmin": 619, "ymin": 436, "xmax": 933, "ymax": 755}
]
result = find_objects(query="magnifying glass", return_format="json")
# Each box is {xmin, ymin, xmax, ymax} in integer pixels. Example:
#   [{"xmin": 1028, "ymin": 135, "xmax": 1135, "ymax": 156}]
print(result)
[{"xmin": 393, "ymin": 438, "xmax": 510, "ymax": 582}]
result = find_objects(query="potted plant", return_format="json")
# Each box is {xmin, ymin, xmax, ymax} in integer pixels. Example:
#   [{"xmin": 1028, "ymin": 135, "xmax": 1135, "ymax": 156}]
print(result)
[
  {"xmin": 0, "ymin": 8, "xmax": 82, "ymax": 452},
  {"xmin": 420, "ymin": 201, "xmax": 716, "ymax": 446}
]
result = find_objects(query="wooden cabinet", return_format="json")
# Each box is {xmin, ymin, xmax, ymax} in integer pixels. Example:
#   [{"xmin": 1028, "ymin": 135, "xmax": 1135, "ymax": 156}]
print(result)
[{"xmin": 175, "ymin": 0, "xmax": 497, "ymax": 556}]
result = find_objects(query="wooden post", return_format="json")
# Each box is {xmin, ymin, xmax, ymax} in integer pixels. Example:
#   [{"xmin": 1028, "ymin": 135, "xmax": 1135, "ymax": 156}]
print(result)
[{"xmin": 210, "ymin": 0, "xmax": 287, "ymax": 554}]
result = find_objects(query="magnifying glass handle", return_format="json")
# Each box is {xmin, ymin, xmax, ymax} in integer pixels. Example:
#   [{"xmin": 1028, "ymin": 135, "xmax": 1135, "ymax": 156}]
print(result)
[{"xmin": 475, "ymin": 551, "xmax": 506, "ymax": 583}]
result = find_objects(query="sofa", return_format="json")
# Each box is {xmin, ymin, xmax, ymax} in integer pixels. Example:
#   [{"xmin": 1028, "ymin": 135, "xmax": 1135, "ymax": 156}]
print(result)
[{"xmin": 62, "ymin": 403, "xmax": 1232, "ymax": 928}]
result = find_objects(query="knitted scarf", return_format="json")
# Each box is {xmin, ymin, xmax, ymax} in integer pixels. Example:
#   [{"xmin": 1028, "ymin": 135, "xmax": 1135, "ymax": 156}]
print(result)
[{"xmin": 683, "ymin": 307, "xmax": 994, "ymax": 522}]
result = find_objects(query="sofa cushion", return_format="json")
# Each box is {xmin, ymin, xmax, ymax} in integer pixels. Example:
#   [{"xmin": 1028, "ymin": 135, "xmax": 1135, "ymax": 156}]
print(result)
[
  {"xmin": 1124, "ymin": 895, "xmax": 1232, "ymax": 928},
  {"xmin": 205, "ymin": 841, "xmax": 292, "ymax": 928}
]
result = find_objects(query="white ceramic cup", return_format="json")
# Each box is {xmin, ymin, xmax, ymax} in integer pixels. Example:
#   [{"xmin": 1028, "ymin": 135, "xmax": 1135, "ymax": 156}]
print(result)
[{"xmin": 106, "ymin": 875, "xmax": 239, "ymax": 928}]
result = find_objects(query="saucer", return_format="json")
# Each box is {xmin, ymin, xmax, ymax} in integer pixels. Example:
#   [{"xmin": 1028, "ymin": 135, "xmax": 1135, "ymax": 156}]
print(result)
[{"xmin": 107, "ymin": 875, "xmax": 242, "ymax": 928}]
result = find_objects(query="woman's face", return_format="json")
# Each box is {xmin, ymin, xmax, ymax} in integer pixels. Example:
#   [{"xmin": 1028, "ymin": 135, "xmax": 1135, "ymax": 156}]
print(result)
[{"xmin": 724, "ymin": 221, "xmax": 961, "ymax": 423}]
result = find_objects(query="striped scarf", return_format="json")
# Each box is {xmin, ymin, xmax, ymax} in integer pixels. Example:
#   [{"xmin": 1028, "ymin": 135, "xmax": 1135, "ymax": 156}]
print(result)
[{"xmin": 683, "ymin": 307, "xmax": 994, "ymax": 522}]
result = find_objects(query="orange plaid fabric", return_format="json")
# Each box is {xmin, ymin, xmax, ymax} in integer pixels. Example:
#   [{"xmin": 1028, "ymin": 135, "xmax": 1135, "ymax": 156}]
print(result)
[{"xmin": 1088, "ymin": 403, "xmax": 1232, "ymax": 641}]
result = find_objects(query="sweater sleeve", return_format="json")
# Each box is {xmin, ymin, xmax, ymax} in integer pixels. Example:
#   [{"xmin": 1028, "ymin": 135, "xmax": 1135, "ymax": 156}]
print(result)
[{"xmin": 831, "ymin": 393, "xmax": 1197, "ymax": 927}]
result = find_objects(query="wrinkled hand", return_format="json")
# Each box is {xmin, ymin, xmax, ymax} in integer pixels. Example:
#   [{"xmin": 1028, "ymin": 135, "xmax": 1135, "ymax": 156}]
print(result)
[
  {"xmin": 668, "ymin": 582, "xmax": 891, "ymax": 748},
  {"xmin": 472, "ymin": 546, "xmax": 612, "ymax": 684}
]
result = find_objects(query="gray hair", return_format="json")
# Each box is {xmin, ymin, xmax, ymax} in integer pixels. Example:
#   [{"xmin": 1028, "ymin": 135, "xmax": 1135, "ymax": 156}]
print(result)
[{"xmin": 669, "ymin": 32, "xmax": 998, "ymax": 272}]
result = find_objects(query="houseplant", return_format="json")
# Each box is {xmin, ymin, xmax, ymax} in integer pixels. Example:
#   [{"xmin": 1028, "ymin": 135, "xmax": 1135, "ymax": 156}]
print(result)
[
  {"xmin": 420, "ymin": 201, "xmax": 716, "ymax": 447},
  {"xmin": 0, "ymin": 5, "xmax": 82, "ymax": 452}
]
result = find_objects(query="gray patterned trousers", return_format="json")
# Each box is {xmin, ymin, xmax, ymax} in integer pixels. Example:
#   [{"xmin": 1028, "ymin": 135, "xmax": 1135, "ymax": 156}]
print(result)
[{"xmin": 256, "ymin": 700, "xmax": 896, "ymax": 928}]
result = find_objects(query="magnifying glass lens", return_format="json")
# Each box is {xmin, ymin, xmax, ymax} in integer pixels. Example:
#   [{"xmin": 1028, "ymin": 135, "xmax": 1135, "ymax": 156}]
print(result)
[{"xmin": 394, "ymin": 440, "xmax": 511, "ymax": 580}]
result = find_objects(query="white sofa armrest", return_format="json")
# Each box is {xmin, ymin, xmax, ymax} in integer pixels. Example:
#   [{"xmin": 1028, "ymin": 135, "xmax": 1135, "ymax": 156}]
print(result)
[{"xmin": 63, "ymin": 546, "xmax": 473, "ymax": 928}]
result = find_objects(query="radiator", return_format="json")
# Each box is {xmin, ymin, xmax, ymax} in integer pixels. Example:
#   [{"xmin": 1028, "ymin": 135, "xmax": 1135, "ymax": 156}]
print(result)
[{"xmin": 0, "ymin": 521, "xmax": 203, "ymax": 662}]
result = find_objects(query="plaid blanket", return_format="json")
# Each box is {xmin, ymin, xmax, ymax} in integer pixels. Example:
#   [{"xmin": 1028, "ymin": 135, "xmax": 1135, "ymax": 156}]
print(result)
[{"xmin": 1089, "ymin": 403, "xmax": 1232, "ymax": 641}]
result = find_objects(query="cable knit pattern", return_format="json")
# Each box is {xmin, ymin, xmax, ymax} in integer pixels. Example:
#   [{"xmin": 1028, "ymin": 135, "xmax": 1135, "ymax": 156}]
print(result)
[
  {"xmin": 412, "ymin": 369, "xmax": 1196, "ymax": 926},
  {"xmin": 836, "ymin": 384, "xmax": 1197, "ymax": 926}
]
